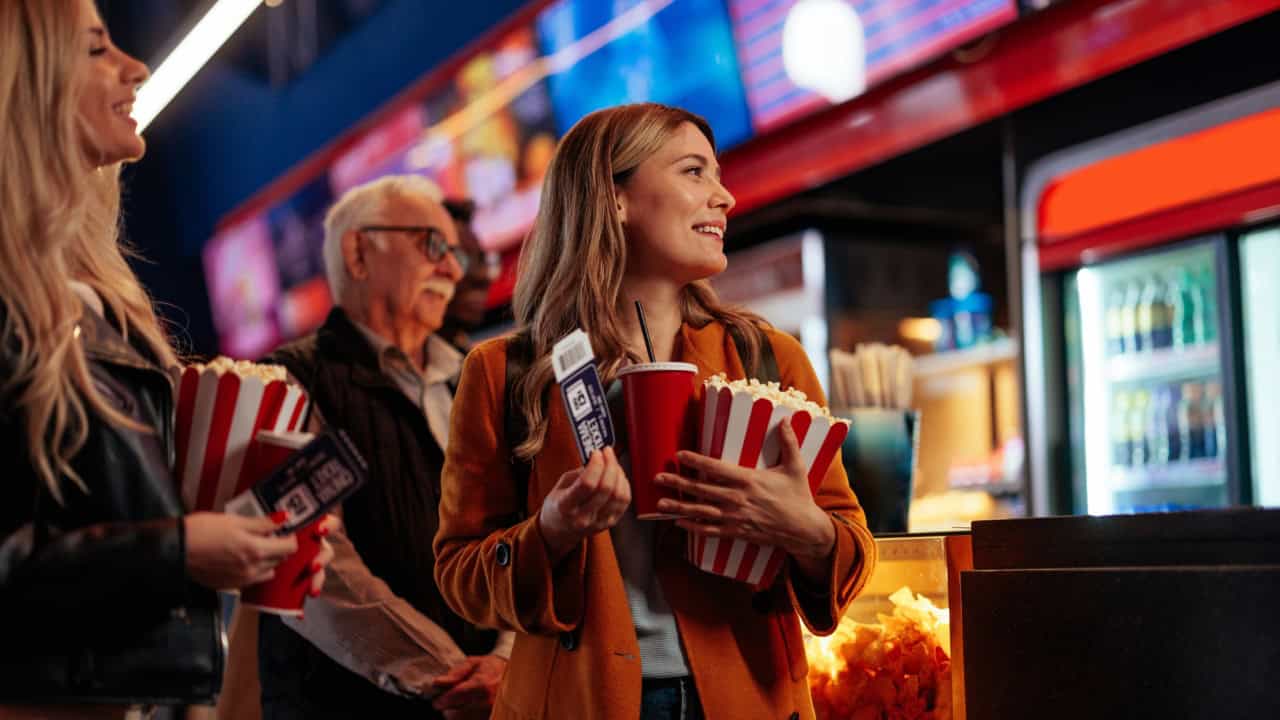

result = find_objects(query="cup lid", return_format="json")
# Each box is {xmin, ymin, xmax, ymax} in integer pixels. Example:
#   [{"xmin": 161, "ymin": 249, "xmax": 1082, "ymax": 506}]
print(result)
[
  {"xmin": 617, "ymin": 361, "xmax": 698, "ymax": 376},
  {"xmin": 255, "ymin": 429, "xmax": 315, "ymax": 449}
]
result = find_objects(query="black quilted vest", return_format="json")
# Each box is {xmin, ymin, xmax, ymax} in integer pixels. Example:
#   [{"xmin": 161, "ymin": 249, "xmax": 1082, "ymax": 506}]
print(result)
[{"xmin": 258, "ymin": 308, "xmax": 495, "ymax": 715}]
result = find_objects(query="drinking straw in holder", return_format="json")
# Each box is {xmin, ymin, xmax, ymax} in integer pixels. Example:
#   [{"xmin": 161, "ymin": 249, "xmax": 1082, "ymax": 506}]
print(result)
[{"xmin": 634, "ymin": 300, "xmax": 657, "ymax": 362}]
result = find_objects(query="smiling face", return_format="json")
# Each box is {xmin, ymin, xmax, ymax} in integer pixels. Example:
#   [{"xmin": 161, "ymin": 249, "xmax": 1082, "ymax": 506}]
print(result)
[
  {"xmin": 357, "ymin": 192, "xmax": 465, "ymax": 335},
  {"xmin": 75, "ymin": 0, "xmax": 149, "ymax": 166},
  {"xmin": 615, "ymin": 121, "xmax": 736, "ymax": 285}
]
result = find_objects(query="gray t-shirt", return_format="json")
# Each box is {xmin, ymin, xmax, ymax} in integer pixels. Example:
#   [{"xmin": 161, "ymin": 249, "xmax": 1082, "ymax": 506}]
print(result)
[{"xmin": 608, "ymin": 381, "xmax": 689, "ymax": 679}]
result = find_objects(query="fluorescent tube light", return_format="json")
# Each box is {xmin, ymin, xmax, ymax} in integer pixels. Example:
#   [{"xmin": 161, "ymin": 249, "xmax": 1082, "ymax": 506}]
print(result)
[{"xmin": 134, "ymin": 0, "xmax": 264, "ymax": 131}]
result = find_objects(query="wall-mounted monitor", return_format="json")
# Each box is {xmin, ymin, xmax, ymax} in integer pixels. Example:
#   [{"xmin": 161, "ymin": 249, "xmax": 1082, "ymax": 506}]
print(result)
[
  {"xmin": 729, "ymin": 0, "xmax": 1018, "ymax": 133},
  {"xmin": 536, "ymin": 0, "xmax": 754, "ymax": 149}
]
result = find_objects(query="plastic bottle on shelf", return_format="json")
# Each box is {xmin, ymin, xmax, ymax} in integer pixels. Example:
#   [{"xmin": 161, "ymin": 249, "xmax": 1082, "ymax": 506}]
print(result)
[
  {"xmin": 1122, "ymin": 279, "xmax": 1143, "ymax": 354},
  {"xmin": 1149, "ymin": 385, "xmax": 1172, "ymax": 465},
  {"xmin": 1129, "ymin": 389, "xmax": 1150, "ymax": 467},
  {"xmin": 1136, "ymin": 277, "xmax": 1155, "ymax": 352},
  {"xmin": 1112, "ymin": 391, "xmax": 1132, "ymax": 467},
  {"xmin": 1166, "ymin": 383, "xmax": 1184, "ymax": 462},
  {"xmin": 1106, "ymin": 288, "xmax": 1127, "ymax": 356},
  {"xmin": 1198, "ymin": 264, "xmax": 1217, "ymax": 344},
  {"xmin": 1204, "ymin": 381, "xmax": 1224, "ymax": 460},
  {"xmin": 1153, "ymin": 276, "xmax": 1174, "ymax": 350},
  {"xmin": 1171, "ymin": 266, "xmax": 1202, "ymax": 349},
  {"xmin": 1135, "ymin": 278, "xmax": 1157, "ymax": 353},
  {"xmin": 1180, "ymin": 382, "xmax": 1205, "ymax": 460}
]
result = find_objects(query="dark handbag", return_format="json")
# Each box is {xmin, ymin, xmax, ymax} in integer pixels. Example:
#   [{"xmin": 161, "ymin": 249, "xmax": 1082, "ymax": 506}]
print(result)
[
  {"xmin": 61, "ymin": 603, "xmax": 226, "ymax": 706},
  {"xmin": 0, "ymin": 591, "xmax": 224, "ymax": 706}
]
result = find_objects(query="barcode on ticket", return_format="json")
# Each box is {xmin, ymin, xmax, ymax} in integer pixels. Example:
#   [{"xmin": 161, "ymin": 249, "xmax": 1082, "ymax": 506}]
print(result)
[{"xmin": 552, "ymin": 329, "xmax": 593, "ymax": 381}]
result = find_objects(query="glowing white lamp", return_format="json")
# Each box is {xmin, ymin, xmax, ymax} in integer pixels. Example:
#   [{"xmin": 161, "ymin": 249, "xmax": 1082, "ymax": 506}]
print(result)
[{"xmin": 781, "ymin": 0, "xmax": 867, "ymax": 104}]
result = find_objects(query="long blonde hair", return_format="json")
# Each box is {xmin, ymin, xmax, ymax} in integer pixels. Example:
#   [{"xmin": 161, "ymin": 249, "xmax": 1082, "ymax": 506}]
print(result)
[
  {"xmin": 511, "ymin": 103, "xmax": 763, "ymax": 459},
  {"xmin": 0, "ymin": 0, "xmax": 178, "ymax": 501}
]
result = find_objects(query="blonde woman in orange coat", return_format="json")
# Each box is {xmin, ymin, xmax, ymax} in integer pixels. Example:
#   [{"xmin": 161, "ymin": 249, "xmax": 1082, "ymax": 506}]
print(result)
[{"xmin": 434, "ymin": 103, "xmax": 876, "ymax": 720}]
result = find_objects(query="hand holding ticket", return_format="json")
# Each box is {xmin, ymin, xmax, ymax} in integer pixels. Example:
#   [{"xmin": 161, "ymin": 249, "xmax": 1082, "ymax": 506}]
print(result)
[
  {"xmin": 224, "ymin": 429, "xmax": 367, "ymax": 616},
  {"xmin": 538, "ymin": 330, "xmax": 630, "ymax": 559},
  {"xmin": 552, "ymin": 330, "xmax": 616, "ymax": 464}
]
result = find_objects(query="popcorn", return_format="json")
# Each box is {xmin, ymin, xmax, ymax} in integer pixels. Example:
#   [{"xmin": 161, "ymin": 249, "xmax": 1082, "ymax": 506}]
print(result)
[
  {"xmin": 173, "ymin": 357, "xmax": 309, "ymax": 512},
  {"xmin": 189, "ymin": 356, "xmax": 288, "ymax": 383},
  {"xmin": 705, "ymin": 374, "xmax": 848, "ymax": 425},
  {"xmin": 688, "ymin": 375, "xmax": 850, "ymax": 587},
  {"xmin": 806, "ymin": 588, "xmax": 953, "ymax": 720}
]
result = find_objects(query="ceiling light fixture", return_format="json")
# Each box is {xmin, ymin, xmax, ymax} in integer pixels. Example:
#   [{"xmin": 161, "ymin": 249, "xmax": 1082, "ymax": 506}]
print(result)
[{"xmin": 134, "ymin": 0, "xmax": 265, "ymax": 132}]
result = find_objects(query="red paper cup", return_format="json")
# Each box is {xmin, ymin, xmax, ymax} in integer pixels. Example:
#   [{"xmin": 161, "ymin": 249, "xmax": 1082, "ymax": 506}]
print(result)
[
  {"xmin": 687, "ymin": 384, "xmax": 850, "ymax": 588},
  {"xmin": 618, "ymin": 362, "xmax": 698, "ymax": 520},
  {"xmin": 240, "ymin": 518, "xmax": 324, "ymax": 617},
  {"xmin": 172, "ymin": 365, "xmax": 309, "ymax": 513},
  {"xmin": 239, "ymin": 430, "xmax": 321, "ymax": 616},
  {"xmin": 241, "ymin": 430, "xmax": 315, "ymax": 497}
]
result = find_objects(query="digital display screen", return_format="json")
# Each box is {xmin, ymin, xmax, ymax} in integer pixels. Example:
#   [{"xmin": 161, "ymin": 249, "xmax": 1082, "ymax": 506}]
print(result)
[
  {"xmin": 329, "ymin": 26, "xmax": 558, "ymax": 253},
  {"xmin": 536, "ymin": 0, "xmax": 754, "ymax": 149},
  {"xmin": 729, "ymin": 0, "xmax": 1018, "ymax": 133},
  {"xmin": 203, "ymin": 215, "xmax": 282, "ymax": 359}
]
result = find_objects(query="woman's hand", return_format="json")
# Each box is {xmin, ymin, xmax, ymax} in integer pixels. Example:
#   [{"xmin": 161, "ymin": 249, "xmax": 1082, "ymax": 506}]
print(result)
[
  {"xmin": 306, "ymin": 514, "xmax": 340, "ymax": 597},
  {"xmin": 654, "ymin": 421, "xmax": 836, "ymax": 577},
  {"xmin": 538, "ymin": 447, "xmax": 631, "ymax": 561},
  {"xmin": 184, "ymin": 512, "xmax": 298, "ymax": 590}
]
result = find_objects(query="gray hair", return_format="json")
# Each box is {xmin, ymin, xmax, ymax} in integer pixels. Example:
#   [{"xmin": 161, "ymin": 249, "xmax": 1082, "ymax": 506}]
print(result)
[{"xmin": 322, "ymin": 174, "xmax": 445, "ymax": 301}]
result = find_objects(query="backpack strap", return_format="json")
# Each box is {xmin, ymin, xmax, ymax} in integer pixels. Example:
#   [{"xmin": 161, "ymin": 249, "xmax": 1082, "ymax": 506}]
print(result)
[
  {"xmin": 503, "ymin": 332, "xmax": 535, "ymax": 521},
  {"xmin": 727, "ymin": 324, "xmax": 780, "ymax": 383}
]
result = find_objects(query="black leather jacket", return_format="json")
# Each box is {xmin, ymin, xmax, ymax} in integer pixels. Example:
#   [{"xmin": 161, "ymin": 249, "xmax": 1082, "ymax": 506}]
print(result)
[{"xmin": 0, "ymin": 305, "xmax": 222, "ymax": 705}]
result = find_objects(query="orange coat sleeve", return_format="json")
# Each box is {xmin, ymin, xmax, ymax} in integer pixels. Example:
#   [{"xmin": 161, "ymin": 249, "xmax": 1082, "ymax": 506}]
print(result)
[
  {"xmin": 432, "ymin": 339, "xmax": 588, "ymax": 636},
  {"xmin": 766, "ymin": 329, "xmax": 878, "ymax": 635}
]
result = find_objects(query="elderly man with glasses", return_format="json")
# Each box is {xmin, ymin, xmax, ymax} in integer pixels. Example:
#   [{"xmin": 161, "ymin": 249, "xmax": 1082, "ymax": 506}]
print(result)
[{"xmin": 256, "ymin": 175, "xmax": 511, "ymax": 720}]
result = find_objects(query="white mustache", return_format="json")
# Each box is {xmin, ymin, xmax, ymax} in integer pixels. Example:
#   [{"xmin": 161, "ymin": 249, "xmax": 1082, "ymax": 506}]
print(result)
[{"xmin": 423, "ymin": 278, "xmax": 456, "ymax": 303}]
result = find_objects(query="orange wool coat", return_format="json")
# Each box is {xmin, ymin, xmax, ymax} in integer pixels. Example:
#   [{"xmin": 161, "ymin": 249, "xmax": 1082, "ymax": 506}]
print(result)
[{"xmin": 434, "ymin": 322, "xmax": 877, "ymax": 720}]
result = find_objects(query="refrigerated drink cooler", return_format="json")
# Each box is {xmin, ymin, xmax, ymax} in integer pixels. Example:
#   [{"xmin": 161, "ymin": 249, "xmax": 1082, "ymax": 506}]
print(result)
[
  {"xmin": 1019, "ymin": 81, "xmax": 1280, "ymax": 516},
  {"xmin": 1063, "ymin": 239, "xmax": 1236, "ymax": 515}
]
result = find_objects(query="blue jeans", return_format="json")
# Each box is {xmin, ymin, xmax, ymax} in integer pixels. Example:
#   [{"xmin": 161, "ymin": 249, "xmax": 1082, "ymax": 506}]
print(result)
[{"xmin": 640, "ymin": 676, "xmax": 704, "ymax": 720}]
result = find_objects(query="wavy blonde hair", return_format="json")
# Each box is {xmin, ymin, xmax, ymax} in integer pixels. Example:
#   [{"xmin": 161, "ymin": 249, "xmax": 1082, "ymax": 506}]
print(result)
[
  {"xmin": 0, "ymin": 0, "xmax": 177, "ymax": 501},
  {"xmin": 512, "ymin": 103, "xmax": 763, "ymax": 459}
]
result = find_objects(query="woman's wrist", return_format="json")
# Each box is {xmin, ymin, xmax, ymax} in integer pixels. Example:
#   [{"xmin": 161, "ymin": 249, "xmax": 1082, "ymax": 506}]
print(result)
[
  {"xmin": 788, "ymin": 507, "xmax": 836, "ymax": 562},
  {"xmin": 536, "ymin": 505, "xmax": 578, "ymax": 563}
]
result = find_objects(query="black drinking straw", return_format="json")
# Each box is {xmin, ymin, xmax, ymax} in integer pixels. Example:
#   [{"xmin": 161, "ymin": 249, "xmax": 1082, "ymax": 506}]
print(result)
[{"xmin": 634, "ymin": 301, "xmax": 657, "ymax": 362}]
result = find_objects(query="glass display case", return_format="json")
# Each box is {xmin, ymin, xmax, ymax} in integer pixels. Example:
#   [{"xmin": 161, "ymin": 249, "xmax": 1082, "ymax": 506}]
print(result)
[{"xmin": 806, "ymin": 532, "xmax": 972, "ymax": 720}]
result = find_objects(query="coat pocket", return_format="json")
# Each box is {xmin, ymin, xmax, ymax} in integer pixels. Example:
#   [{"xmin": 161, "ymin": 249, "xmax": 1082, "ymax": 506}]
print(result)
[
  {"xmin": 494, "ymin": 633, "xmax": 557, "ymax": 719},
  {"xmin": 775, "ymin": 609, "xmax": 810, "ymax": 682}
]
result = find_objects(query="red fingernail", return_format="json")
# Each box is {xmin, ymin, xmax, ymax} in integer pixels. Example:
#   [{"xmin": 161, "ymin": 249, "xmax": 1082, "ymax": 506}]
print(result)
[
  {"xmin": 270, "ymin": 510, "xmax": 288, "ymax": 524},
  {"xmin": 315, "ymin": 525, "xmax": 330, "ymax": 538},
  {"xmin": 309, "ymin": 586, "xmax": 321, "ymax": 598},
  {"xmin": 311, "ymin": 562, "xmax": 323, "ymax": 574}
]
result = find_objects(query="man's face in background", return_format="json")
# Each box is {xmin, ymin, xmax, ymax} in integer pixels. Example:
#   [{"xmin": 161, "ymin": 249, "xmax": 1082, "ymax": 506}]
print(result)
[{"xmin": 443, "ymin": 199, "xmax": 494, "ymax": 329}]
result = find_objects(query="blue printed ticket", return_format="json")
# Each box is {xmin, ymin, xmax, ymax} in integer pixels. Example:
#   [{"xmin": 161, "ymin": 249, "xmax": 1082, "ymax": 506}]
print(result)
[
  {"xmin": 225, "ymin": 429, "xmax": 368, "ymax": 534},
  {"xmin": 552, "ymin": 329, "xmax": 616, "ymax": 465}
]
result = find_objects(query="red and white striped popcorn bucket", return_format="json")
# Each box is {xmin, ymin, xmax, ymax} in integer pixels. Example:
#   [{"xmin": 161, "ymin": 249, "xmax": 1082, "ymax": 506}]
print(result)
[
  {"xmin": 173, "ymin": 365, "xmax": 309, "ymax": 512},
  {"xmin": 687, "ymin": 383, "xmax": 850, "ymax": 588}
]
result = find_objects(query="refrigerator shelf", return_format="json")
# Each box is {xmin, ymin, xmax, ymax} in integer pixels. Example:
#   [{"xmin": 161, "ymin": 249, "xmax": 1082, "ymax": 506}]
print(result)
[
  {"xmin": 1108, "ymin": 458, "xmax": 1226, "ymax": 492},
  {"xmin": 1106, "ymin": 344, "xmax": 1219, "ymax": 384}
]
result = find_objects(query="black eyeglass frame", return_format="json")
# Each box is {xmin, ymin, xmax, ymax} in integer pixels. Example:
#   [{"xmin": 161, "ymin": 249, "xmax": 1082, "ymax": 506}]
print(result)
[{"xmin": 357, "ymin": 225, "xmax": 470, "ymax": 272}]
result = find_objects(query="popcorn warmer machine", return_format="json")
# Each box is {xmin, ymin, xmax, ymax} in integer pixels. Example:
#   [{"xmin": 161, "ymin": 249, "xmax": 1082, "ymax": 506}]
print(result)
[{"xmin": 806, "ymin": 533, "xmax": 972, "ymax": 720}]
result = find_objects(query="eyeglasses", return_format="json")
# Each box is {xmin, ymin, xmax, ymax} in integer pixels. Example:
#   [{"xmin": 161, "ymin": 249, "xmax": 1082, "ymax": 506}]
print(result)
[{"xmin": 358, "ymin": 225, "xmax": 471, "ymax": 273}]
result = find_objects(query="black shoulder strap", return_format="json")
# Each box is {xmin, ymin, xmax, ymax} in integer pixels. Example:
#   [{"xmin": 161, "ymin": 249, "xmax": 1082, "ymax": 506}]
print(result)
[
  {"xmin": 728, "ymin": 324, "xmax": 779, "ymax": 383},
  {"xmin": 503, "ymin": 332, "xmax": 535, "ymax": 520}
]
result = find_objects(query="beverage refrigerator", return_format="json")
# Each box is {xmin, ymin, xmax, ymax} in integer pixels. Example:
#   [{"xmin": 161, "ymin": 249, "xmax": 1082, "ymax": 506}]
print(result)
[
  {"xmin": 1062, "ymin": 237, "xmax": 1236, "ymax": 514},
  {"xmin": 1019, "ymin": 81, "xmax": 1280, "ymax": 516}
]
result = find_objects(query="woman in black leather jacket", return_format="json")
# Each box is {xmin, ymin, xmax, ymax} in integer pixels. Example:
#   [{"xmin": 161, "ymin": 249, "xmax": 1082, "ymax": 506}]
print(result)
[{"xmin": 0, "ymin": 1, "xmax": 334, "ymax": 716}]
